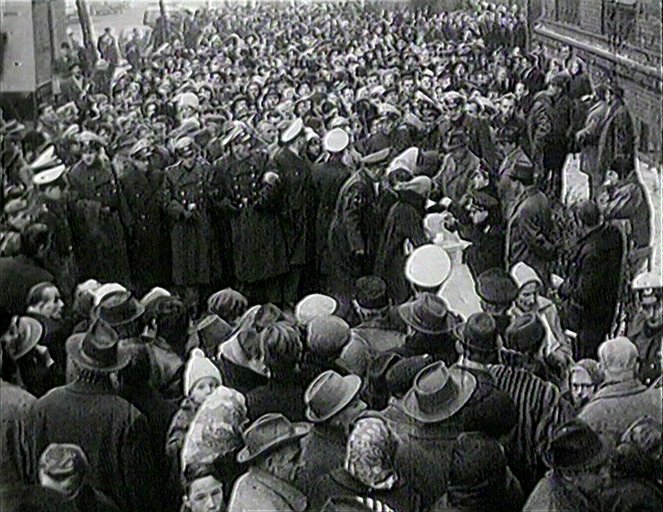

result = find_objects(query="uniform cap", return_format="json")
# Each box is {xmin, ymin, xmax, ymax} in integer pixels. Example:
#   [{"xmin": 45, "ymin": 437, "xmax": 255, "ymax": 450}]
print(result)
[
  {"xmin": 404, "ymin": 244, "xmax": 451, "ymax": 289},
  {"xmin": 323, "ymin": 128, "xmax": 349, "ymax": 153},
  {"xmin": 33, "ymin": 165, "xmax": 66, "ymax": 187},
  {"xmin": 281, "ymin": 117, "xmax": 304, "ymax": 144}
]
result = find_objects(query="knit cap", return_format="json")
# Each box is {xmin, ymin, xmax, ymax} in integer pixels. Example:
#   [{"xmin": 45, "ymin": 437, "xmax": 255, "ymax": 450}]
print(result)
[
  {"xmin": 345, "ymin": 416, "xmax": 398, "ymax": 490},
  {"xmin": 184, "ymin": 348, "xmax": 223, "ymax": 396}
]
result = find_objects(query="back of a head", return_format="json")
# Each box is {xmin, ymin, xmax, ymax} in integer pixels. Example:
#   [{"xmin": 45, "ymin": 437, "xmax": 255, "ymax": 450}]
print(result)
[
  {"xmin": 20, "ymin": 223, "xmax": 50, "ymax": 259},
  {"xmin": 449, "ymin": 432, "xmax": 507, "ymax": 492},
  {"xmin": 1, "ymin": 485, "xmax": 76, "ymax": 512},
  {"xmin": 598, "ymin": 337, "xmax": 638, "ymax": 376},
  {"xmin": 149, "ymin": 297, "xmax": 189, "ymax": 355},
  {"xmin": 26, "ymin": 282, "xmax": 54, "ymax": 309},
  {"xmin": 575, "ymin": 199, "xmax": 601, "ymax": 227},
  {"xmin": 119, "ymin": 343, "xmax": 152, "ymax": 389},
  {"xmin": 262, "ymin": 322, "xmax": 303, "ymax": 376}
]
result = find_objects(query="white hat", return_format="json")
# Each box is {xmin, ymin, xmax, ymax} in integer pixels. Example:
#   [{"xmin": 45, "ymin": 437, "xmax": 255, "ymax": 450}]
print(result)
[
  {"xmin": 281, "ymin": 117, "xmax": 304, "ymax": 144},
  {"xmin": 405, "ymin": 244, "xmax": 451, "ymax": 289},
  {"xmin": 510, "ymin": 262, "xmax": 543, "ymax": 290},
  {"xmin": 388, "ymin": 147, "xmax": 419, "ymax": 175},
  {"xmin": 92, "ymin": 283, "xmax": 128, "ymax": 306},
  {"xmin": 295, "ymin": 294, "xmax": 338, "ymax": 326},
  {"xmin": 323, "ymin": 128, "xmax": 349, "ymax": 153},
  {"xmin": 30, "ymin": 146, "xmax": 57, "ymax": 170},
  {"xmin": 632, "ymin": 271, "xmax": 662, "ymax": 290},
  {"xmin": 33, "ymin": 165, "xmax": 66, "ymax": 187},
  {"xmin": 184, "ymin": 348, "xmax": 223, "ymax": 396},
  {"xmin": 139, "ymin": 287, "xmax": 172, "ymax": 307},
  {"xmin": 176, "ymin": 92, "xmax": 199, "ymax": 110}
]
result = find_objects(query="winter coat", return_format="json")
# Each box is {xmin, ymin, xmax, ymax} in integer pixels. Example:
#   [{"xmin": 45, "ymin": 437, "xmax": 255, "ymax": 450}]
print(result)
[
  {"xmin": 628, "ymin": 317, "xmax": 663, "ymax": 387},
  {"xmin": 217, "ymin": 154, "xmax": 289, "ymax": 284},
  {"xmin": 67, "ymin": 158, "xmax": 131, "ymax": 284},
  {"xmin": 245, "ymin": 377, "xmax": 307, "ymax": 422},
  {"xmin": 28, "ymin": 381, "xmax": 159, "ymax": 512},
  {"xmin": 597, "ymin": 99, "xmax": 636, "ymax": 176},
  {"xmin": 505, "ymin": 187, "xmax": 556, "ymax": 285},
  {"xmin": 228, "ymin": 468, "xmax": 307, "ymax": 512},
  {"xmin": 524, "ymin": 472, "xmax": 601, "ymax": 512},
  {"xmin": 0, "ymin": 380, "xmax": 35, "ymax": 484},
  {"xmin": 432, "ymin": 150, "xmax": 480, "ymax": 205},
  {"xmin": 576, "ymin": 99, "xmax": 610, "ymax": 181},
  {"xmin": 162, "ymin": 158, "xmax": 213, "ymax": 286},
  {"xmin": 374, "ymin": 190, "xmax": 428, "ymax": 304},
  {"xmin": 328, "ymin": 170, "xmax": 378, "ymax": 303},
  {"xmin": 559, "ymin": 223, "xmax": 624, "ymax": 333},
  {"xmin": 296, "ymin": 424, "xmax": 348, "ymax": 496},
  {"xmin": 310, "ymin": 468, "xmax": 422, "ymax": 512},
  {"xmin": 309, "ymin": 160, "xmax": 352, "ymax": 283},
  {"xmin": 578, "ymin": 378, "xmax": 663, "ymax": 444},
  {"xmin": 119, "ymin": 163, "xmax": 171, "ymax": 291},
  {"xmin": 600, "ymin": 173, "xmax": 651, "ymax": 251}
]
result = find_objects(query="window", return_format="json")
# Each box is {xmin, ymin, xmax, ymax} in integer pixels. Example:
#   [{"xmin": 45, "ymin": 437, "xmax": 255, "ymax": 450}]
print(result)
[
  {"xmin": 603, "ymin": 0, "xmax": 638, "ymax": 45},
  {"xmin": 556, "ymin": 0, "xmax": 580, "ymax": 25}
]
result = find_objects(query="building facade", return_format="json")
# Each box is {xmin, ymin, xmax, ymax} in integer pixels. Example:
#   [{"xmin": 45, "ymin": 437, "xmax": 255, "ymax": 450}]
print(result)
[{"xmin": 533, "ymin": 0, "xmax": 662, "ymax": 165}]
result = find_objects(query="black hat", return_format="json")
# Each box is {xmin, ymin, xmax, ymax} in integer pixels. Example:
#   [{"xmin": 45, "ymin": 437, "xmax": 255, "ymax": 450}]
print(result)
[
  {"xmin": 472, "ymin": 191, "xmax": 499, "ymax": 210},
  {"xmin": 545, "ymin": 419, "xmax": 609, "ymax": 471},
  {"xmin": 385, "ymin": 355, "xmax": 432, "ymax": 398},
  {"xmin": 458, "ymin": 313, "xmax": 499, "ymax": 353},
  {"xmin": 476, "ymin": 268, "xmax": 518, "ymax": 305}
]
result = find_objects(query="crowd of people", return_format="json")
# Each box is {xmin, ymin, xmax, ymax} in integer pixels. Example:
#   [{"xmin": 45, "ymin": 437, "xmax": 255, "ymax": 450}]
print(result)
[{"xmin": 1, "ymin": 1, "xmax": 661, "ymax": 511}]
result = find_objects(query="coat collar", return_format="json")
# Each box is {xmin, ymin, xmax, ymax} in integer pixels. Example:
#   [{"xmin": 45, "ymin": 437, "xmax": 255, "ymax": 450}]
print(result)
[
  {"xmin": 592, "ymin": 378, "xmax": 646, "ymax": 400},
  {"xmin": 250, "ymin": 468, "xmax": 307, "ymax": 512}
]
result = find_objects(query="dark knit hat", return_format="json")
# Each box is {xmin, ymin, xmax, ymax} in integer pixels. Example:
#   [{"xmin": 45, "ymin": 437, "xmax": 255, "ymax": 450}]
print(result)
[
  {"xmin": 449, "ymin": 432, "xmax": 507, "ymax": 492},
  {"xmin": 355, "ymin": 276, "xmax": 389, "ymax": 310},
  {"xmin": 545, "ymin": 419, "xmax": 609, "ymax": 471},
  {"xmin": 458, "ymin": 313, "xmax": 498, "ymax": 353},
  {"xmin": 505, "ymin": 313, "xmax": 546, "ymax": 354}
]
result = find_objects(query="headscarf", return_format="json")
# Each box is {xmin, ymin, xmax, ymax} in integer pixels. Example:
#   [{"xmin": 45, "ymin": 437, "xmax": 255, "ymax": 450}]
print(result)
[{"xmin": 345, "ymin": 416, "xmax": 398, "ymax": 490}]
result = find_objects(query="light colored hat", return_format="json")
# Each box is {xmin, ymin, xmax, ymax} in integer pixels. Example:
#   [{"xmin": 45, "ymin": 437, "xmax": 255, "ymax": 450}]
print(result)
[
  {"xmin": 632, "ymin": 271, "xmax": 662, "ymax": 291},
  {"xmin": 388, "ymin": 147, "xmax": 418, "ymax": 175},
  {"xmin": 361, "ymin": 147, "xmax": 391, "ymax": 165},
  {"xmin": 5, "ymin": 316, "xmax": 43, "ymax": 360},
  {"xmin": 405, "ymin": 244, "xmax": 451, "ymax": 289},
  {"xmin": 184, "ymin": 348, "xmax": 223, "ymax": 396},
  {"xmin": 176, "ymin": 91, "xmax": 200, "ymax": 110},
  {"xmin": 139, "ymin": 287, "xmax": 171, "ymax": 307},
  {"xmin": 510, "ymin": 262, "xmax": 543, "ymax": 290},
  {"xmin": 395, "ymin": 176, "xmax": 431, "ymax": 197},
  {"xmin": 281, "ymin": 117, "xmax": 304, "ymax": 144},
  {"xmin": 33, "ymin": 165, "xmax": 66, "ymax": 187},
  {"xmin": 128, "ymin": 139, "xmax": 150, "ymax": 156},
  {"xmin": 92, "ymin": 283, "xmax": 127, "ymax": 307},
  {"xmin": 323, "ymin": 128, "xmax": 349, "ymax": 153},
  {"xmin": 30, "ymin": 146, "xmax": 57, "ymax": 170},
  {"xmin": 295, "ymin": 294, "xmax": 338, "ymax": 326}
]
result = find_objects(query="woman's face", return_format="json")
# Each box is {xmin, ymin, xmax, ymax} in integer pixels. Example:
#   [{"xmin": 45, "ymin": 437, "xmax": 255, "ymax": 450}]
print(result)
[
  {"xmin": 515, "ymin": 282, "xmax": 539, "ymax": 312},
  {"xmin": 570, "ymin": 367, "xmax": 595, "ymax": 406}
]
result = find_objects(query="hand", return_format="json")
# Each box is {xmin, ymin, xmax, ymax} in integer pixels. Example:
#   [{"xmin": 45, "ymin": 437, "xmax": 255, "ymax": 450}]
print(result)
[
  {"xmin": 100, "ymin": 206, "xmax": 111, "ymax": 214},
  {"xmin": 353, "ymin": 248, "xmax": 365, "ymax": 258},
  {"xmin": 550, "ymin": 274, "xmax": 564, "ymax": 289},
  {"xmin": 262, "ymin": 171, "xmax": 280, "ymax": 186}
]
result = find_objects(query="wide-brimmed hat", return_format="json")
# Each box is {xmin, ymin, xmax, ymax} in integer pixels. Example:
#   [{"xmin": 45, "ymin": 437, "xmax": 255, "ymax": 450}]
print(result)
[
  {"xmin": 93, "ymin": 291, "xmax": 145, "ymax": 326},
  {"xmin": 405, "ymin": 244, "xmax": 451, "ymax": 289},
  {"xmin": 305, "ymin": 369, "xmax": 362, "ymax": 423},
  {"xmin": 397, "ymin": 293, "xmax": 457, "ymax": 335},
  {"xmin": 5, "ymin": 316, "xmax": 43, "ymax": 361},
  {"xmin": 361, "ymin": 147, "xmax": 391, "ymax": 166},
  {"xmin": 397, "ymin": 362, "xmax": 476, "ymax": 423},
  {"xmin": 66, "ymin": 319, "xmax": 129, "ymax": 372},
  {"xmin": 544, "ymin": 419, "xmax": 609, "ymax": 471},
  {"xmin": 236, "ymin": 413, "xmax": 310, "ymax": 464}
]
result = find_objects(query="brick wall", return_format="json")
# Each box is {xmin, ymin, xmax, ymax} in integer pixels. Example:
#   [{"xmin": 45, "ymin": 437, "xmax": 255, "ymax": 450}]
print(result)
[{"xmin": 534, "ymin": 0, "xmax": 662, "ymax": 164}]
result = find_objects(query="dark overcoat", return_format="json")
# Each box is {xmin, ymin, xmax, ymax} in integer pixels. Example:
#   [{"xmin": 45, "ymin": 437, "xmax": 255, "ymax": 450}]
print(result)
[
  {"xmin": 67, "ymin": 158, "xmax": 131, "ymax": 284},
  {"xmin": 219, "ymin": 153, "xmax": 289, "ymax": 284},
  {"xmin": 560, "ymin": 223, "xmax": 623, "ymax": 333},
  {"xmin": 162, "ymin": 158, "xmax": 213, "ymax": 286},
  {"xmin": 328, "ymin": 169, "xmax": 378, "ymax": 303},
  {"xmin": 374, "ymin": 190, "xmax": 428, "ymax": 303},
  {"xmin": 120, "ymin": 163, "xmax": 171, "ymax": 291},
  {"xmin": 27, "ymin": 381, "xmax": 159, "ymax": 512},
  {"xmin": 597, "ymin": 99, "xmax": 636, "ymax": 175},
  {"xmin": 308, "ymin": 160, "xmax": 351, "ymax": 285},
  {"xmin": 506, "ymin": 187, "xmax": 556, "ymax": 285},
  {"xmin": 273, "ymin": 147, "xmax": 311, "ymax": 268},
  {"xmin": 0, "ymin": 255, "xmax": 54, "ymax": 315}
]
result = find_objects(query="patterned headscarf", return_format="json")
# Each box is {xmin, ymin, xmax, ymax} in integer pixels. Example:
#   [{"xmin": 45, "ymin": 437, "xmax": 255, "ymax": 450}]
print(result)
[
  {"xmin": 182, "ymin": 386, "xmax": 248, "ymax": 470},
  {"xmin": 344, "ymin": 416, "xmax": 398, "ymax": 490}
]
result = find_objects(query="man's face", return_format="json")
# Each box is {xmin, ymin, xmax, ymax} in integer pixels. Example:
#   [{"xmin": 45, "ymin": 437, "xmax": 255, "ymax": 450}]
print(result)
[
  {"xmin": 233, "ymin": 140, "xmax": 251, "ymax": 161},
  {"xmin": 190, "ymin": 377, "xmax": 219, "ymax": 405},
  {"xmin": 401, "ymin": 78, "xmax": 415, "ymax": 97},
  {"xmin": 515, "ymin": 82, "xmax": 526, "ymax": 97},
  {"xmin": 186, "ymin": 476, "xmax": 225, "ymax": 512},
  {"xmin": 81, "ymin": 144, "xmax": 97, "ymax": 166},
  {"xmin": 500, "ymin": 98, "xmax": 516, "ymax": 119},
  {"xmin": 642, "ymin": 297, "xmax": 663, "ymax": 329},
  {"xmin": 515, "ymin": 282, "xmax": 538, "ymax": 312},
  {"xmin": 39, "ymin": 286, "xmax": 65, "ymax": 320},
  {"xmin": 570, "ymin": 368, "xmax": 595, "ymax": 406},
  {"xmin": 278, "ymin": 442, "xmax": 305, "ymax": 482},
  {"xmin": 179, "ymin": 144, "xmax": 196, "ymax": 167}
]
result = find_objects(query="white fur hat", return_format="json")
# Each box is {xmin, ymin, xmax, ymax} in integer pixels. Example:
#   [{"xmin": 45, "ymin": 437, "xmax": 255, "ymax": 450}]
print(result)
[{"xmin": 510, "ymin": 262, "xmax": 542, "ymax": 290}]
